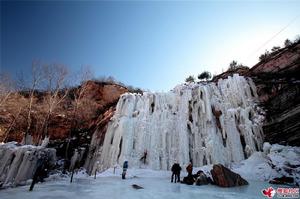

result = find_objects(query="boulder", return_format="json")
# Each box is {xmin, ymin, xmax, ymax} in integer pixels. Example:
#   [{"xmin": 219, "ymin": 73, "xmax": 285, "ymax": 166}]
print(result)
[
  {"xmin": 182, "ymin": 176, "xmax": 195, "ymax": 185},
  {"xmin": 269, "ymin": 176, "xmax": 294, "ymax": 185},
  {"xmin": 210, "ymin": 164, "xmax": 248, "ymax": 187},
  {"xmin": 132, "ymin": 184, "xmax": 144, "ymax": 189},
  {"xmin": 195, "ymin": 175, "xmax": 209, "ymax": 186}
]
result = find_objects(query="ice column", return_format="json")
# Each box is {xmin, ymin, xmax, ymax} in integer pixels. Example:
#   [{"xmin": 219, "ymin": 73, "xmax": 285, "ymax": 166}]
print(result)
[{"xmin": 94, "ymin": 74, "xmax": 264, "ymax": 172}]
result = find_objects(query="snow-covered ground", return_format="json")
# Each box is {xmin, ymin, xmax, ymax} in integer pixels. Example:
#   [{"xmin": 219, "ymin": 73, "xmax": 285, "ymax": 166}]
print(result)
[
  {"xmin": 0, "ymin": 168, "xmax": 284, "ymax": 199},
  {"xmin": 0, "ymin": 143, "xmax": 299, "ymax": 199}
]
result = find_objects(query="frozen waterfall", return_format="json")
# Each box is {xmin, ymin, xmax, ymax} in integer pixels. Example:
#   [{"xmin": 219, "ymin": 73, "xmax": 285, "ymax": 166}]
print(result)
[
  {"xmin": 0, "ymin": 142, "xmax": 56, "ymax": 187},
  {"xmin": 93, "ymin": 74, "xmax": 264, "ymax": 172}
]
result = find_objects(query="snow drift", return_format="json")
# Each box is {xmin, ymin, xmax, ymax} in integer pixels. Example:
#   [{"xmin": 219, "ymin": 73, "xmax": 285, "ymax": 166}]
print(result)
[{"xmin": 91, "ymin": 74, "xmax": 264, "ymax": 173}]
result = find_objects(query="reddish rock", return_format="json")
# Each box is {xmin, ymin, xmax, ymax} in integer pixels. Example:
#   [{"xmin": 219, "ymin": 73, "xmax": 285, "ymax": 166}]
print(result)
[
  {"xmin": 212, "ymin": 106, "xmax": 222, "ymax": 130},
  {"xmin": 269, "ymin": 176, "xmax": 294, "ymax": 185},
  {"xmin": 210, "ymin": 164, "xmax": 248, "ymax": 187},
  {"xmin": 0, "ymin": 81, "xmax": 128, "ymax": 144}
]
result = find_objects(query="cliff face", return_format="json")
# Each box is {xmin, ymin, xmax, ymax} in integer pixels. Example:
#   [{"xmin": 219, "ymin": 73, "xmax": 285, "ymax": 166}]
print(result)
[
  {"xmin": 0, "ymin": 81, "xmax": 128, "ymax": 148},
  {"xmin": 213, "ymin": 41, "xmax": 300, "ymax": 146},
  {"xmin": 250, "ymin": 42, "xmax": 300, "ymax": 146}
]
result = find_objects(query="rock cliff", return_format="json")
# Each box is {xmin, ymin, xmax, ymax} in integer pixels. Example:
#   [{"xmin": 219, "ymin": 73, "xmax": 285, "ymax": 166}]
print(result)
[{"xmin": 213, "ymin": 41, "xmax": 300, "ymax": 146}]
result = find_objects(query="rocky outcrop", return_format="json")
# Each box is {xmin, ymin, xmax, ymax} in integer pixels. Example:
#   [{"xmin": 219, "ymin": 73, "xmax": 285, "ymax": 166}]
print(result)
[
  {"xmin": 250, "ymin": 42, "xmax": 300, "ymax": 74},
  {"xmin": 84, "ymin": 107, "xmax": 116, "ymax": 174},
  {"xmin": 0, "ymin": 81, "xmax": 129, "ymax": 177},
  {"xmin": 250, "ymin": 42, "xmax": 300, "ymax": 146},
  {"xmin": 212, "ymin": 41, "xmax": 300, "ymax": 146},
  {"xmin": 0, "ymin": 81, "xmax": 128, "ymax": 144},
  {"xmin": 269, "ymin": 176, "xmax": 295, "ymax": 185},
  {"xmin": 210, "ymin": 164, "xmax": 248, "ymax": 187}
]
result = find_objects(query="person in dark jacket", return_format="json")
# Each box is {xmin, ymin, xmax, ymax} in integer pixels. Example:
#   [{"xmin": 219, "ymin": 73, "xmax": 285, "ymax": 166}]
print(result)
[
  {"xmin": 140, "ymin": 150, "xmax": 147, "ymax": 164},
  {"xmin": 122, "ymin": 160, "xmax": 128, "ymax": 179},
  {"xmin": 171, "ymin": 163, "xmax": 181, "ymax": 183},
  {"xmin": 29, "ymin": 155, "xmax": 50, "ymax": 191}
]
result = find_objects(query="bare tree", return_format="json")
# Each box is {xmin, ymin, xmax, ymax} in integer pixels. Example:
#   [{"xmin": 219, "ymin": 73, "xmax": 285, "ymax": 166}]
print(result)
[
  {"xmin": 3, "ymin": 106, "xmax": 23, "ymax": 142},
  {"xmin": 70, "ymin": 65, "xmax": 94, "ymax": 129},
  {"xmin": 65, "ymin": 65, "xmax": 94, "ymax": 159},
  {"xmin": 22, "ymin": 62, "xmax": 44, "ymax": 145},
  {"xmin": 0, "ymin": 73, "xmax": 14, "ymax": 108},
  {"xmin": 0, "ymin": 89, "xmax": 28, "ymax": 143},
  {"xmin": 39, "ymin": 64, "xmax": 69, "ymax": 146}
]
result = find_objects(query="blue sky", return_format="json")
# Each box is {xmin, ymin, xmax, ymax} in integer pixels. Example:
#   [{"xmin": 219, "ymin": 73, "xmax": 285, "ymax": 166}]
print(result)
[{"xmin": 1, "ymin": 1, "xmax": 300, "ymax": 91}]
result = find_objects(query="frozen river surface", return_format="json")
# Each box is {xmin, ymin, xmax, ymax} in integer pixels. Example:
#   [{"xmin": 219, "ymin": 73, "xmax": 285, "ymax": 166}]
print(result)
[{"xmin": 0, "ymin": 173, "xmax": 277, "ymax": 199}]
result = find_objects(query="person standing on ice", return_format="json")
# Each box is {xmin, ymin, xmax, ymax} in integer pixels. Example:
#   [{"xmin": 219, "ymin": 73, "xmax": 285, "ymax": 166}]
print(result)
[
  {"xmin": 122, "ymin": 160, "xmax": 128, "ymax": 179},
  {"xmin": 171, "ymin": 162, "xmax": 181, "ymax": 183},
  {"xmin": 186, "ymin": 162, "xmax": 193, "ymax": 177},
  {"xmin": 29, "ymin": 153, "xmax": 49, "ymax": 191}
]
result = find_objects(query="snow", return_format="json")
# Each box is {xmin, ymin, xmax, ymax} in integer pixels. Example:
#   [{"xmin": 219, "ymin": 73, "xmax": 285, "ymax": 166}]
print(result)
[
  {"xmin": 91, "ymin": 74, "xmax": 264, "ymax": 173},
  {"xmin": 1, "ymin": 142, "xmax": 298, "ymax": 198},
  {"xmin": 232, "ymin": 143, "xmax": 300, "ymax": 184},
  {"xmin": 0, "ymin": 167, "xmax": 285, "ymax": 199}
]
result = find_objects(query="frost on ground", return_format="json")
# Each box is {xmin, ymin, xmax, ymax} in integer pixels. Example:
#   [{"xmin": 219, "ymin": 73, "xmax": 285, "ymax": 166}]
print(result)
[
  {"xmin": 0, "ymin": 143, "xmax": 299, "ymax": 199},
  {"xmin": 0, "ymin": 170, "xmax": 283, "ymax": 199}
]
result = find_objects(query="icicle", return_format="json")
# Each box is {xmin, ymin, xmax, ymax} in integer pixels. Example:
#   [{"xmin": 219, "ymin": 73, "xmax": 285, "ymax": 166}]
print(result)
[
  {"xmin": 92, "ymin": 74, "xmax": 264, "ymax": 171},
  {"xmin": 0, "ymin": 142, "xmax": 56, "ymax": 187},
  {"xmin": 41, "ymin": 136, "xmax": 49, "ymax": 148}
]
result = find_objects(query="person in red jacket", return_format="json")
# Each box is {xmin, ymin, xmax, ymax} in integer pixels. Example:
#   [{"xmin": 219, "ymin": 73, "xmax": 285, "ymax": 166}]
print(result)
[{"xmin": 186, "ymin": 162, "xmax": 193, "ymax": 177}]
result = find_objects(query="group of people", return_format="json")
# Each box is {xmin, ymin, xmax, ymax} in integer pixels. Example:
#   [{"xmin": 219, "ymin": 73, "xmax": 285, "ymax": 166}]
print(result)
[
  {"xmin": 171, "ymin": 162, "xmax": 211, "ymax": 186},
  {"xmin": 121, "ymin": 152, "xmax": 211, "ymax": 186}
]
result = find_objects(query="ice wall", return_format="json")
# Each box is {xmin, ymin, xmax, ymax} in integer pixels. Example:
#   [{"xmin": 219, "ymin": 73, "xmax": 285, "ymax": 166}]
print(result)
[
  {"xmin": 0, "ymin": 142, "xmax": 56, "ymax": 187},
  {"xmin": 92, "ymin": 74, "xmax": 264, "ymax": 173}
]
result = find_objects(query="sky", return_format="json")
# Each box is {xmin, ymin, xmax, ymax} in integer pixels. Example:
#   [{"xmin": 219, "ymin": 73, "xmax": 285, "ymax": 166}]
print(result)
[{"xmin": 1, "ymin": 1, "xmax": 300, "ymax": 91}]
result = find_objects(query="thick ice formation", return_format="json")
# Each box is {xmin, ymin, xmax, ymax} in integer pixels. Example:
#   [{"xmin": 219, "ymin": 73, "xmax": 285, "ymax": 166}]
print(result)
[
  {"xmin": 233, "ymin": 143, "xmax": 300, "ymax": 184},
  {"xmin": 92, "ymin": 74, "xmax": 264, "ymax": 173},
  {"xmin": 0, "ymin": 142, "xmax": 56, "ymax": 187}
]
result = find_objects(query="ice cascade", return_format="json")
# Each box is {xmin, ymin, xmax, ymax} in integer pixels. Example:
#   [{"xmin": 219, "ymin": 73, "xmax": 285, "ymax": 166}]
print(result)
[
  {"xmin": 0, "ymin": 142, "xmax": 56, "ymax": 187},
  {"xmin": 94, "ymin": 74, "xmax": 264, "ymax": 172}
]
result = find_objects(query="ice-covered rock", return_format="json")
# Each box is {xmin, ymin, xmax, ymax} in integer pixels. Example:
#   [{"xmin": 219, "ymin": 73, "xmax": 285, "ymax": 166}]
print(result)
[
  {"xmin": 0, "ymin": 142, "xmax": 56, "ymax": 187},
  {"xmin": 91, "ymin": 74, "xmax": 264, "ymax": 173},
  {"xmin": 232, "ymin": 143, "xmax": 300, "ymax": 185}
]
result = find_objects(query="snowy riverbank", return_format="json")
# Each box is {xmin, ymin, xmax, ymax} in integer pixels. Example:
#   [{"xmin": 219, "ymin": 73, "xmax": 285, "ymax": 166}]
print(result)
[
  {"xmin": 1, "ymin": 141, "xmax": 299, "ymax": 189},
  {"xmin": 0, "ymin": 169, "xmax": 288, "ymax": 199},
  {"xmin": 1, "ymin": 143, "xmax": 299, "ymax": 199}
]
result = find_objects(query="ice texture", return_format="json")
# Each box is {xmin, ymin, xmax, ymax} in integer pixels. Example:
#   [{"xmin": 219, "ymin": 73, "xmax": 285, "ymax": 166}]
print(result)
[
  {"xmin": 91, "ymin": 74, "xmax": 264, "ymax": 173},
  {"xmin": 0, "ymin": 142, "xmax": 56, "ymax": 187},
  {"xmin": 0, "ymin": 168, "xmax": 284, "ymax": 199}
]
